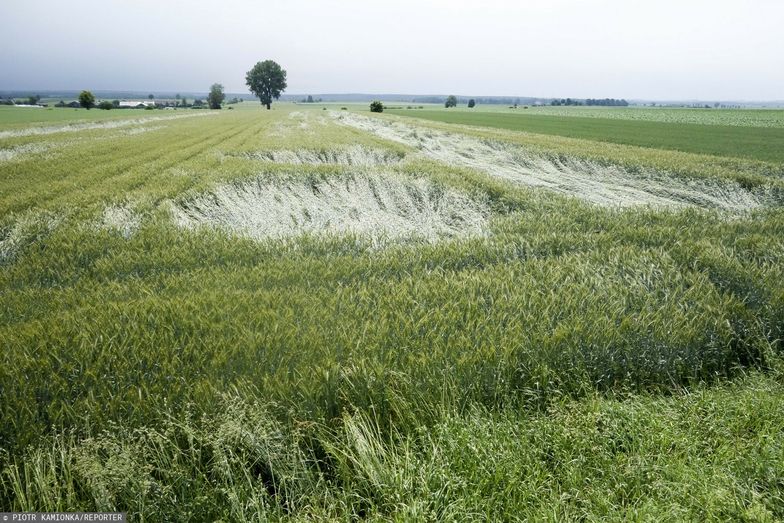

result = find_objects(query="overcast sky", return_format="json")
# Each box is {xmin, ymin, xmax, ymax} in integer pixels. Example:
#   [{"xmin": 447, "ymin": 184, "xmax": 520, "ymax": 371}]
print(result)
[{"xmin": 1, "ymin": 0, "xmax": 782, "ymax": 100}]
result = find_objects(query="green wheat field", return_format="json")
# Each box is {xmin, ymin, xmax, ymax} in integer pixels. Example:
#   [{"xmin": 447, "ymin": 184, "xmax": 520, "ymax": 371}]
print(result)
[{"xmin": 1, "ymin": 102, "xmax": 783, "ymax": 520}]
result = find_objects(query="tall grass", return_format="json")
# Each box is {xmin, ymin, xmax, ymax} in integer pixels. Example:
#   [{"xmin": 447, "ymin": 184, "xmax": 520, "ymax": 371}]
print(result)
[{"xmin": 3, "ymin": 373, "xmax": 783, "ymax": 520}]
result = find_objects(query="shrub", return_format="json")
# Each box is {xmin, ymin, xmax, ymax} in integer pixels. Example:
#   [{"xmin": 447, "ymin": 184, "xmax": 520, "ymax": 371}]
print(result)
[
  {"xmin": 370, "ymin": 100, "xmax": 384, "ymax": 113},
  {"xmin": 97, "ymin": 101, "xmax": 113, "ymax": 110},
  {"xmin": 341, "ymin": 107, "xmax": 348, "ymax": 111}
]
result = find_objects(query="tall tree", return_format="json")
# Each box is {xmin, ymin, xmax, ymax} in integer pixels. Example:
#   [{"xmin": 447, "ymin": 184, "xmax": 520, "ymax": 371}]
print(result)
[
  {"xmin": 245, "ymin": 60, "xmax": 287, "ymax": 110},
  {"xmin": 207, "ymin": 83, "xmax": 225, "ymax": 109},
  {"xmin": 78, "ymin": 90, "xmax": 95, "ymax": 110},
  {"xmin": 445, "ymin": 95, "xmax": 458, "ymax": 108}
]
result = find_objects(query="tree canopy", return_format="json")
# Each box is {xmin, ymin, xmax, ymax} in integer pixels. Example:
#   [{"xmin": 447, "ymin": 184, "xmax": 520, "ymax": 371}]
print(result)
[
  {"xmin": 445, "ymin": 95, "xmax": 458, "ymax": 108},
  {"xmin": 245, "ymin": 60, "xmax": 287, "ymax": 110},
  {"xmin": 208, "ymin": 83, "xmax": 226, "ymax": 109},
  {"xmin": 78, "ymin": 90, "xmax": 95, "ymax": 110}
]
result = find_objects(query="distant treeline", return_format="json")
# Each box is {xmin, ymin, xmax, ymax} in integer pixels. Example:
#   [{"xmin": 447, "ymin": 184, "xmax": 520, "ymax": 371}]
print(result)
[
  {"xmin": 550, "ymin": 98, "xmax": 629, "ymax": 106},
  {"xmin": 412, "ymin": 96, "xmax": 543, "ymax": 106},
  {"xmin": 0, "ymin": 91, "xmax": 257, "ymax": 102}
]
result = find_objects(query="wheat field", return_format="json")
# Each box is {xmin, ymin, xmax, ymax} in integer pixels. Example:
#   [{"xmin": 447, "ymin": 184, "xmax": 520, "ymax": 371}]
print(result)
[{"xmin": 1, "ymin": 103, "xmax": 783, "ymax": 520}]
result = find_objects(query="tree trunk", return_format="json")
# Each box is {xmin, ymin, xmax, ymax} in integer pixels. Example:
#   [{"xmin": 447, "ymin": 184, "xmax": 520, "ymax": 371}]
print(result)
[{"xmin": 266, "ymin": 103, "xmax": 270, "ymax": 110}]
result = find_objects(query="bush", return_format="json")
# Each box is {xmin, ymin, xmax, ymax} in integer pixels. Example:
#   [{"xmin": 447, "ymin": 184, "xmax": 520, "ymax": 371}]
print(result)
[
  {"xmin": 468, "ymin": 99, "xmax": 476, "ymax": 108},
  {"xmin": 341, "ymin": 107, "xmax": 348, "ymax": 111},
  {"xmin": 97, "ymin": 101, "xmax": 113, "ymax": 110},
  {"xmin": 370, "ymin": 100, "xmax": 384, "ymax": 113}
]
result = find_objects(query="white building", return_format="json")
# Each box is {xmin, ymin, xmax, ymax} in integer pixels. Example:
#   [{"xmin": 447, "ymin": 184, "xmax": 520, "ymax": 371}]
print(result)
[{"xmin": 118, "ymin": 101, "xmax": 154, "ymax": 108}]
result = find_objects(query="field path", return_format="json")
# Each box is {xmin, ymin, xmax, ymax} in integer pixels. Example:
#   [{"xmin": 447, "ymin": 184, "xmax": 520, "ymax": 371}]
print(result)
[{"xmin": 336, "ymin": 112, "xmax": 770, "ymax": 211}]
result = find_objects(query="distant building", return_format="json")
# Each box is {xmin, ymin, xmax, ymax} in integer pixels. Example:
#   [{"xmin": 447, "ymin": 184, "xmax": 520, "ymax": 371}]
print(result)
[{"xmin": 118, "ymin": 101, "xmax": 154, "ymax": 108}]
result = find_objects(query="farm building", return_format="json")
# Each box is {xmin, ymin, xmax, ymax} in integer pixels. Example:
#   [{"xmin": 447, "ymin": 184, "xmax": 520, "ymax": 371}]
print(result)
[{"xmin": 118, "ymin": 101, "xmax": 154, "ymax": 108}]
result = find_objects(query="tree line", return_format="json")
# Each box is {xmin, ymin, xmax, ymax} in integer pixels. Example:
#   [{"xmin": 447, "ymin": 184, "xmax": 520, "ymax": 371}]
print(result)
[
  {"xmin": 16, "ymin": 59, "xmax": 288, "ymax": 112},
  {"xmin": 551, "ymin": 98, "xmax": 629, "ymax": 106}
]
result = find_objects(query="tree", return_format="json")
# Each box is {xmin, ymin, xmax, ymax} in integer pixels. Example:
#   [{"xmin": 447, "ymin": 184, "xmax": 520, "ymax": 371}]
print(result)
[
  {"xmin": 306, "ymin": 95, "xmax": 314, "ymax": 103},
  {"xmin": 78, "ymin": 90, "xmax": 95, "ymax": 110},
  {"xmin": 112, "ymin": 99, "xmax": 120, "ymax": 108},
  {"xmin": 370, "ymin": 100, "xmax": 384, "ymax": 113},
  {"xmin": 148, "ymin": 94, "xmax": 154, "ymax": 100},
  {"xmin": 27, "ymin": 95, "xmax": 41, "ymax": 105},
  {"xmin": 467, "ymin": 99, "xmax": 476, "ymax": 108},
  {"xmin": 181, "ymin": 97, "xmax": 188, "ymax": 107},
  {"xmin": 98, "ymin": 100, "xmax": 113, "ymax": 110},
  {"xmin": 207, "ymin": 83, "xmax": 225, "ymax": 109},
  {"xmin": 245, "ymin": 60, "xmax": 287, "ymax": 110},
  {"xmin": 445, "ymin": 95, "xmax": 457, "ymax": 108}
]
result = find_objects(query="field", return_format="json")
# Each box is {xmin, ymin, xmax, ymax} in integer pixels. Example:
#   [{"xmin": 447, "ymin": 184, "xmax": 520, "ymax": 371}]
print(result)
[
  {"xmin": 2, "ymin": 103, "xmax": 784, "ymax": 520},
  {"xmin": 386, "ymin": 106, "xmax": 784, "ymax": 163}
]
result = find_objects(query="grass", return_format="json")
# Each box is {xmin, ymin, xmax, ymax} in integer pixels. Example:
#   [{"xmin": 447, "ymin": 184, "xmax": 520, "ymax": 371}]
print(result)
[
  {"xmin": 386, "ymin": 107, "xmax": 784, "ymax": 163},
  {"xmin": 1, "ymin": 103, "xmax": 783, "ymax": 520}
]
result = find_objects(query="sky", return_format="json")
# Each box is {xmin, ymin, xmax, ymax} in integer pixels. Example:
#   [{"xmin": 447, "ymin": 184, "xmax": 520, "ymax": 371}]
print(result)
[{"xmin": 1, "ymin": 0, "xmax": 782, "ymax": 101}]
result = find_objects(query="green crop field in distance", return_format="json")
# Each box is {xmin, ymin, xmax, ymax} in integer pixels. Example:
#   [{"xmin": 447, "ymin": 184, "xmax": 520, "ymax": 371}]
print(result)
[
  {"xmin": 0, "ymin": 105, "xmax": 205, "ymax": 127},
  {"xmin": 2, "ymin": 103, "xmax": 783, "ymax": 520},
  {"xmin": 387, "ymin": 106, "xmax": 784, "ymax": 163}
]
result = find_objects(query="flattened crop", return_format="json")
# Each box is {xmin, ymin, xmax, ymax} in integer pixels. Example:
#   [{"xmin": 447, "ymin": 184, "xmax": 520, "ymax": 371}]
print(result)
[
  {"xmin": 171, "ymin": 172, "xmax": 488, "ymax": 243},
  {"xmin": 235, "ymin": 145, "xmax": 404, "ymax": 167},
  {"xmin": 336, "ymin": 113, "xmax": 777, "ymax": 211}
]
